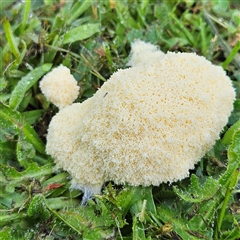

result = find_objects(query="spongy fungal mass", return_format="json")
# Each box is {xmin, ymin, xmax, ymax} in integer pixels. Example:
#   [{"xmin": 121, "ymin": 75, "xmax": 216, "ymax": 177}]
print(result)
[
  {"xmin": 41, "ymin": 40, "xmax": 236, "ymax": 201},
  {"xmin": 40, "ymin": 65, "xmax": 79, "ymax": 109}
]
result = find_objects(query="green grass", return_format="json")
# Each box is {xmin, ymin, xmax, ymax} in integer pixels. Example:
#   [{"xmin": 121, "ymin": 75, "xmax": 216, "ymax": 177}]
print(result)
[{"xmin": 0, "ymin": 0, "xmax": 240, "ymax": 239}]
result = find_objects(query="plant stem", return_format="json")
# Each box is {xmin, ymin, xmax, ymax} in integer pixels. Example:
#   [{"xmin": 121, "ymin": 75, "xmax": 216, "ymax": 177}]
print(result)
[{"xmin": 216, "ymin": 168, "xmax": 239, "ymax": 237}]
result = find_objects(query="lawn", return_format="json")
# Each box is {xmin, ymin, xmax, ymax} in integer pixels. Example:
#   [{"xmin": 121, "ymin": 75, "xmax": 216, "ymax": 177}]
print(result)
[{"xmin": 0, "ymin": 0, "xmax": 240, "ymax": 239}]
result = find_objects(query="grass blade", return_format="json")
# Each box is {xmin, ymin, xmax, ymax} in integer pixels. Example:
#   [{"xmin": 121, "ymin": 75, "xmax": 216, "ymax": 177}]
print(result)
[
  {"xmin": 222, "ymin": 41, "xmax": 240, "ymax": 69},
  {"xmin": 217, "ymin": 169, "xmax": 239, "ymax": 235},
  {"xmin": 9, "ymin": 63, "xmax": 52, "ymax": 110},
  {"xmin": 3, "ymin": 17, "xmax": 20, "ymax": 59},
  {"xmin": 132, "ymin": 216, "xmax": 146, "ymax": 240},
  {"xmin": 63, "ymin": 23, "xmax": 100, "ymax": 44},
  {"xmin": 19, "ymin": 0, "xmax": 31, "ymax": 34},
  {"xmin": 203, "ymin": 9, "xmax": 240, "ymax": 69},
  {"xmin": 66, "ymin": 0, "xmax": 92, "ymax": 25},
  {"xmin": 171, "ymin": 14, "xmax": 195, "ymax": 46}
]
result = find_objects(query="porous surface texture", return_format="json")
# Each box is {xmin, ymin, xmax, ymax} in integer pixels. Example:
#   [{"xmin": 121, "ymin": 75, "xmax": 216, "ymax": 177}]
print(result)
[
  {"xmin": 46, "ymin": 99, "xmax": 104, "ymax": 195},
  {"xmin": 44, "ymin": 43, "xmax": 235, "ymax": 197},
  {"xmin": 80, "ymin": 52, "xmax": 235, "ymax": 186}
]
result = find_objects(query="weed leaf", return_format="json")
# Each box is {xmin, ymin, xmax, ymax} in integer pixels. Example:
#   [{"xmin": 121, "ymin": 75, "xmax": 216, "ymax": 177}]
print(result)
[
  {"xmin": 0, "ymin": 103, "xmax": 45, "ymax": 154},
  {"xmin": 173, "ymin": 175, "xmax": 220, "ymax": 203},
  {"xmin": 157, "ymin": 204, "xmax": 213, "ymax": 239},
  {"xmin": 28, "ymin": 194, "xmax": 51, "ymax": 220}
]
